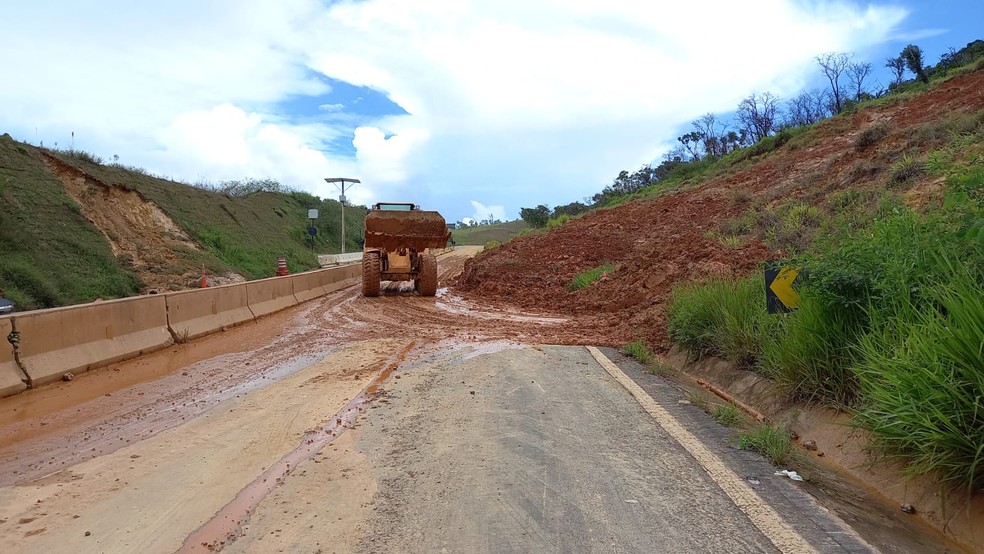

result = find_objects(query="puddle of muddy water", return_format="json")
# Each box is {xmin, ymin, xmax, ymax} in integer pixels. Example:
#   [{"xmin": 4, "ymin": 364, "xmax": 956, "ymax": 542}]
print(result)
[{"xmin": 435, "ymin": 294, "xmax": 568, "ymax": 324}]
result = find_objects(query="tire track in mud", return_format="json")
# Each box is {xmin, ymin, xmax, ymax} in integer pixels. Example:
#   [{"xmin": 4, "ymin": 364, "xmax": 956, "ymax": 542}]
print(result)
[{"xmin": 178, "ymin": 342, "xmax": 417, "ymax": 553}]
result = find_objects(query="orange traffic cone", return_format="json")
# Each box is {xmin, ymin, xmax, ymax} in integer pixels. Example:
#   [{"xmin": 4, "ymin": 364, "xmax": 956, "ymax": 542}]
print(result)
[{"xmin": 276, "ymin": 256, "xmax": 289, "ymax": 276}]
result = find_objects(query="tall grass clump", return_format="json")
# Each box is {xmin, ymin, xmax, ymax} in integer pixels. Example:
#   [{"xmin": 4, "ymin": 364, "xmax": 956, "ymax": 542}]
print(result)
[
  {"xmin": 853, "ymin": 254, "xmax": 984, "ymax": 493},
  {"xmin": 667, "ymin": 276, "xmax": 777, "ymax": 370},
  {"xmin": 739, "ymin": 423, "xmax": 794, "ymax": 466},
  {"xmin": 621, "ymin": 339, "xmax": 653, "ymax": 365},
  {"xmin": 761, "ymin": 292, "xmax": 861, "ymax": 404},
  {"xmin": 566, "ymin": 263, "xmax": 614, "ymax": 291}
]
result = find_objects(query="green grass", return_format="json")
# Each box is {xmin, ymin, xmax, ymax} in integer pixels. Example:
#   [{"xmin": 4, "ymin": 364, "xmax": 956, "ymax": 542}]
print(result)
[
  {"xmin": 0, "ymin": 135, "xmax": 370, "ymax": 308},
  {"xmin": 739, "ymin": 424, "xmax": 794, "ymax": 466},
  {"xmin": 620, "ymin": 339, "xmax": 653, "ymax": 364},
  {"xmin": 0, "ymin": 136, "xmax": 142, "ymax": 308},
  {"xmin": 450, "ymin": 220, "xmax": 529, "ymax": 245},
  {"xmin": 566, "ymin": 263, "xmax": 615, "ymax": 291},
  {"xmin": 667, "ymin": 276, "xmax": 778, "ymax": 370},
  {"xmin": 665, "ymin": 136, "xmax": 984, "ymax": 489},
  {"xmin": 546, "ymin": 214, "xmax": 570, "ymax": 229},
  {"xmin": 712, "ymin": 403, "xmax": 742, "ymax": 427},
  {"xmin": 853, "ymin": 255, "xmax": 984, "ymax": 493}
]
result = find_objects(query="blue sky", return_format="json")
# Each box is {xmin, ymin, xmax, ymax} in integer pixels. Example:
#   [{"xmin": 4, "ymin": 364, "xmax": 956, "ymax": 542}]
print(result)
[{"xmin": 1, "ymin": 1, "xmax": 981, "ymax": 223}]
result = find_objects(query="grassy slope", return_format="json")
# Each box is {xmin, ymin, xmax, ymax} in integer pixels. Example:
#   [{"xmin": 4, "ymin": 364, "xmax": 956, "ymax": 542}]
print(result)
[
  {"xmin": 0, "ymin": 135, "xmax": 142, "ymax": 309},
  {"xmin": 59, "ymin": 152, "xmax": 366, "ymax": 277},
  {"xmin": 450, "ymin": 220, "xmax": 529, "ymax": 245},
  {"xmin": 0, "ymin": 135, "xmax": 368, "ymax": 308}
]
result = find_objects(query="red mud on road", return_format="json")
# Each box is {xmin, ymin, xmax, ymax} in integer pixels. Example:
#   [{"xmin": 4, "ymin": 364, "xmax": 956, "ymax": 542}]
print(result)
[
  {"xmin": 0, "ymin": 249, "xmax": 605, "ymax": 486},
  {"xmin": 456, "ymin": 68, "xmax": 984, "ymax": 351}
]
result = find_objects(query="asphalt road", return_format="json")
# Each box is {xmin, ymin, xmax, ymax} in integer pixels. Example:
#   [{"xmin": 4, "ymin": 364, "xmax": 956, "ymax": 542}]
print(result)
[
  {"xmin": 0, "ymin": 250, "xmax": 946, "ymax": 552},
  {"xmin": 342, "ymin": 344, "xmax": 871, "ymax": 553}
]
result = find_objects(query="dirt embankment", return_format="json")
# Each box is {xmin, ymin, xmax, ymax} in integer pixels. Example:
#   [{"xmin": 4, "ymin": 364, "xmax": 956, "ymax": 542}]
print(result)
[
  {"xmin": 41, "ymin": 154, "xmax": 243, "ymax": 292},
  {"xmin": 456, "ymin": 69, "xmax": 984, "ymax": 350}
]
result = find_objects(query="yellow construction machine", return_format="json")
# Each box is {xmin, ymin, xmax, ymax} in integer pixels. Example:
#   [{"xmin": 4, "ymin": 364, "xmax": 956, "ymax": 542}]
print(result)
[{"xmin": 361, "ymin": 203, "xmax": 451, "ymax": 297}]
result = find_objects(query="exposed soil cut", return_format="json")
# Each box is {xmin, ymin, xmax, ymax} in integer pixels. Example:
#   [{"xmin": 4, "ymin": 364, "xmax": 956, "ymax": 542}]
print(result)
[
  {"xmin": 456, "ymin": 69, "xmax": 984, "ymax": 351},
  {"xmin": 40, "ymin": 153, "xmax": 238, "ymax": 293}
]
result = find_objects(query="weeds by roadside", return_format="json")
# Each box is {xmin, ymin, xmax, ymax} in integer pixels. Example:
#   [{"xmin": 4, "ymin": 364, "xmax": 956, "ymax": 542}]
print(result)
[
  {"xmin": 712, "ymin": 403, "xmax": 742, "ymax": 427},
  {"xmin": 739, "ymin": 424, "xmax": 794, "ymax": 466},
  {"xmin": 620, "ymin": 339, "xmax": 653, "ymax": 364}
]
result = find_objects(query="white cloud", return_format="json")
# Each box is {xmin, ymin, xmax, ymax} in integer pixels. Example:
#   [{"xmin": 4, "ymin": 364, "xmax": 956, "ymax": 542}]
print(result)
[
  {"xmin": 0, "ymin": 1, "xmax": 911, "ymax": 222},
  {"xmin": 469, "ymin": 201, "xmax": 507, "ymax": 223}
]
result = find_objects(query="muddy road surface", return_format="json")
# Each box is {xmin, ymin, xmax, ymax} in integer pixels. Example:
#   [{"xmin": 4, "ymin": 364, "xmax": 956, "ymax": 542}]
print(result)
[{"xmin": 0, "ymin": 248, "xmax": 951, "ymax": 552}]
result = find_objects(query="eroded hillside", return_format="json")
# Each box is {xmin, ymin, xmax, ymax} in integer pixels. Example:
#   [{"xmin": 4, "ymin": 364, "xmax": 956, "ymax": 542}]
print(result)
[
  {"xmin": 457, "ymin": 68, "xmax": 984, "ymax": 350},
  {"xmin": 0, "ymin": 136, "xmax": 366, "ymax": 309}
]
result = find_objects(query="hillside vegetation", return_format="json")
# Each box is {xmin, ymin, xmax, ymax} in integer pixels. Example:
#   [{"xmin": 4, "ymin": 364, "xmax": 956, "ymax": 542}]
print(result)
[
  {"xmin": 458, "ymin": 59, "xmax": 984, "ymax": 496},
  {"xmin": 0, "ymin": 135, "xmax": 366, "ymax": 310}
]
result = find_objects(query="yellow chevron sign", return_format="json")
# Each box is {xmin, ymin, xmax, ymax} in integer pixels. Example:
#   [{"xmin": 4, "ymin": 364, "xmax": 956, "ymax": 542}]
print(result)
[{"xmin": 765, "ymin": 265, "xmax": 800, "ymax": 313}]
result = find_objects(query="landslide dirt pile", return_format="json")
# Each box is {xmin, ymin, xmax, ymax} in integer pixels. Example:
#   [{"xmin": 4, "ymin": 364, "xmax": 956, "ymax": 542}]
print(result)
[
  {"xmin": 457, "ymin": 190, "xmax": 771, "ymax": 349},
  {"xmin": 457, "ymin": 69, "xmax": 984, "ymax": 350}
]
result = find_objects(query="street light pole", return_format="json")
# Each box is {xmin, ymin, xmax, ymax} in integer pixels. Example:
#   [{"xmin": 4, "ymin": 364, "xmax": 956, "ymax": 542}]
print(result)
[{"xmin": 324, "ymin": 178, "xmax": 361, "ymax": 254}]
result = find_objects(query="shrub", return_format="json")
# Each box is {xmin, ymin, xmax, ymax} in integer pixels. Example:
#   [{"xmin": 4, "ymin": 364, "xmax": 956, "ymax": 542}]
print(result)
[
  {"xmin": 63, "ymin": 148, "xmax": 104, "ymax": 165},
  {"xmin": 889, "ymin": 153, "xmax": 925, "ymax": 186},
  {"xmin": 546, "ymin": 214, "xmax": 570, "ymax": 229},
  {"xmin": 483, "ymin": 240, "xmax": 501, "ymax": 251},
  {"xmin": 566, "ymin": 263, "xmax": 614, "ymax": 291},
  {"xmin": 855, "ymin": 123, "xmax": 890, "ymax": 150}
]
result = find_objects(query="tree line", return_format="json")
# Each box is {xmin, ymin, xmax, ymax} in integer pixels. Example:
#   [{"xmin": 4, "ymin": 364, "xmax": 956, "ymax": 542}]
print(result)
[{"xmin": 519, "ymin": 40, "xmax": 984, "ymax": 227}]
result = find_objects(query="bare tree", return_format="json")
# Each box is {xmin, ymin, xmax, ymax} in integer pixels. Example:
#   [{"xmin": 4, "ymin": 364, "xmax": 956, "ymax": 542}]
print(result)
[
  {"xmin": 692, "ymin": 113, "xmax": 728, "ymax": 158},
  {"xmin": 847, "ymin": 61, "xmax": 874, "ymax": 101},
  {"xmin": 816, "ymin": 52, "xmax": 852, "ymax": 113},
  {"xmin": 737, "ymin": 92, "xmax": 780, "ymax": 142},
  {"xmin": 785, "ymin": 89, "xmax": 830, "ymax": 127},
  {"xmin": 885, "ymin": 56, "xmax": 906, "ymax": 87}
]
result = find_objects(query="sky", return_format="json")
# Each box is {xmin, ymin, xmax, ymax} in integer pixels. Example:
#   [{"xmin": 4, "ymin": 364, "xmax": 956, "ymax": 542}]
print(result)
[{"xmin": 1, "ymin": 1, "xmax": 981, "ymax": 224}]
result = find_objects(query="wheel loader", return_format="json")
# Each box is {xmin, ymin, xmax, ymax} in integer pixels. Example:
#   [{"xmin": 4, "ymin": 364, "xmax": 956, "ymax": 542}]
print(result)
[{"xmin": 361, "ymin": 203, "xmax": 451, "ymax": 297}]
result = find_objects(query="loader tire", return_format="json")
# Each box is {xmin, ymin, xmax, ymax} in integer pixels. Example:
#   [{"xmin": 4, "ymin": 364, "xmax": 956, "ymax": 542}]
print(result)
[
  {"xmin": 362, "ymin": 251, "xmax": 381, "ymax": 297},
  {"xmin": 417, "ymin": 250, "xmax": 438, "ymax": 297}
]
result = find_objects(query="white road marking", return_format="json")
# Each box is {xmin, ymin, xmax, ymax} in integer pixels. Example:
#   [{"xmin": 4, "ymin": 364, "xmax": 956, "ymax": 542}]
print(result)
[{"xmin": 587, "ymin": 346, "xmax": 818, "ymax": 554}]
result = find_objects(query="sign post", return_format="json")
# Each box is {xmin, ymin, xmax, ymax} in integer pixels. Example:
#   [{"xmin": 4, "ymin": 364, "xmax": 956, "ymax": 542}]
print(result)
[{"xmin": 325, "ymin": 178, "xmax": 361, "ymax": 254}]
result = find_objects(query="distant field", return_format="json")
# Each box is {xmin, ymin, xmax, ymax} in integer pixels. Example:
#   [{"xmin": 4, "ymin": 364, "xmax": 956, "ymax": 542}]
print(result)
[{"xmin": 450, "ymin": 220, "xmax": 529, "ymax": 245}]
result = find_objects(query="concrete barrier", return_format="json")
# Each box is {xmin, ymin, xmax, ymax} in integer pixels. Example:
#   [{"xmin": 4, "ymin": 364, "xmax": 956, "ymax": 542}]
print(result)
[
  {"xmin": 292, "ymin": 271, "xmax": 330, "ymax": 303},
  {"xmin": 0, "ymin": 316, "xmax": 27, "ymax": 397},
  {"xmin": 293, "ymin": 265, "xmax": 363, "ymax": 303},
  {"xmin": 325, "ymin": 264, "xmax": 362, "ymax": 293},
  {"xmin": 317, "ymin": 252, "xmax": 363, "ymax": 267},
  {"xmin": 166, "ymin": 283, "xmax": 254, "ymax": 341},
  {"xmin": 13, "ymin": 295, "xmax": 173, "ymax": 387},
  {"xmin": 246, "ymin": 276, "xmax": 298, "ymax": 318}
]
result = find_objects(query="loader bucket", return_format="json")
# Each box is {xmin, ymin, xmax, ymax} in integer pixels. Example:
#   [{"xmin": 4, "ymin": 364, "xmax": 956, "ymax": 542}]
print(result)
[{"xmin": 364, "ymin": 209, "xmax": 451, "ymax": 251}]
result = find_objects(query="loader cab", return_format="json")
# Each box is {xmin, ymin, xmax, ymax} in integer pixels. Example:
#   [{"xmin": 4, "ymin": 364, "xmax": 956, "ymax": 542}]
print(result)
[{"xmin": 373, "ymin": 202, "xmax": 418, "ymax": 211}]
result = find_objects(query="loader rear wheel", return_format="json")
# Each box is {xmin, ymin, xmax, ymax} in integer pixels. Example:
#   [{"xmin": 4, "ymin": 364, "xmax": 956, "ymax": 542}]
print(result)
[
  {"xmin": 417, "ymin": 251, "xmax": 438, "ymax": 297},
  {"xmin": 362, "ymin": 251, "xmax": 381, "ymax": 297}
]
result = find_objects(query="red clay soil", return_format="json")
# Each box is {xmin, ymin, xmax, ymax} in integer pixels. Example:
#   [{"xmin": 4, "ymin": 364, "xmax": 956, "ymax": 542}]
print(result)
[{"xmin": 456, "ymin": 68, "xmax": 984, "ymax": 351}]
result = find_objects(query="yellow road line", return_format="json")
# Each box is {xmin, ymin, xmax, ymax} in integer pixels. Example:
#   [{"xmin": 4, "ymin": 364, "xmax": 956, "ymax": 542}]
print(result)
[{"xmin": 587, "ymin": 346, "xmax": 818, "ymax": 554}]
